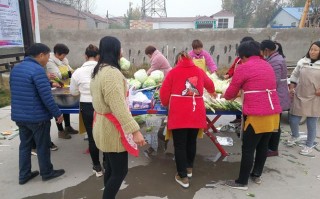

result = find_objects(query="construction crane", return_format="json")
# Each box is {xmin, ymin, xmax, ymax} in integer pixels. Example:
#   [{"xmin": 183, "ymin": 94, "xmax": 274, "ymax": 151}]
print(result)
[{"xmin": 299, "ymin": 0, "xmax": 312, "ymax": 28}]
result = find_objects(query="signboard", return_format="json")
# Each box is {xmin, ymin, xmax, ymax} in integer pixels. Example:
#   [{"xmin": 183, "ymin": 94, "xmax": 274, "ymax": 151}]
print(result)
[{"xmin": 0, "ymin": 0, "xmax": 24, "ymax": 56}]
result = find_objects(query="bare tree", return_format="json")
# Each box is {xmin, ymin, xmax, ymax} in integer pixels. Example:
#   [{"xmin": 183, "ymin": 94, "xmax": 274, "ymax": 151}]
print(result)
[{"xmin": 52, "ymin": 0, "xmax": 96, "ymax": 12}]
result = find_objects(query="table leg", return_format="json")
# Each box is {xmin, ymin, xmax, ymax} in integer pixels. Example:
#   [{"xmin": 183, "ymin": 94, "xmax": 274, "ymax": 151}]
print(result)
[
  {"xmin": 206, "ymin": 115, "xmax": 221, "ymax": 133},
  {"xmin": 205, "ymin": 115, "xmax": 228, "ymax": 157}
]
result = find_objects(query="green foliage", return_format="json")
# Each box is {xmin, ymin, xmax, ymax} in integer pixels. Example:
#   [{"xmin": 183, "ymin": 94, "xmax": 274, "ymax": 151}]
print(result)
[
  {"xmin": 124, "ymin": 4, "xmax": 142, "ymax": 28},
  {"xmin": 0, "ymin": 88, "xmax": 10, "ymax": 108},
  {"xmin": 221, "ymin": 0, "xmax": 297, "ymax": 28},
  {"xmin": 109, "ymin": 23, "xmax": 126, "ymax": 29},
  {"xmin": 222, "ymin": 0, "xmax": 256, "ymax": 28},
  {"xmin": 253, "ymin": 0, "xmax": 279, "ymax": 28}
]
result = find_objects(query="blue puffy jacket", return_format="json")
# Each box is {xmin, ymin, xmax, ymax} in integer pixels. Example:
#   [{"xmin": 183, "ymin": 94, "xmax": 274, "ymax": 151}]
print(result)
[{"xmin": 10, "ymin": 57, "xmax": 62, "ymax": 122}]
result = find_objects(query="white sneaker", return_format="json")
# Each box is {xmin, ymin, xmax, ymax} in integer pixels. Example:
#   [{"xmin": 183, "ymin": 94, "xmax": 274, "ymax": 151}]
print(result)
[
  {"xmin": 175, "ymin": 174, "xmax": 189, "ymax": 188},
  {"xmin": 287, "ymin": 137, "xmax": 299, "ymax": 146},
  {"xmin": 187, "ymin": 168, "xmax": 192, "ymax": 178},
  {"xmin": 93, "ymin": 165, "xmax": 103, "ymax": 177},
  {"xmin": 31, "ymin": 149, "xmax": 37, "ymax": 156},
  {"xmin": 300, "ymin": 146, "xmax": 313, "ymax": 155}
]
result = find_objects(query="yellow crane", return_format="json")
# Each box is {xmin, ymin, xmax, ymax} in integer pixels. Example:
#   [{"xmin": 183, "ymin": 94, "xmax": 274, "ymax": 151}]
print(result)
[{"xmin": 299, "ymin": 0, "xmax": 312, "ymax": 28}]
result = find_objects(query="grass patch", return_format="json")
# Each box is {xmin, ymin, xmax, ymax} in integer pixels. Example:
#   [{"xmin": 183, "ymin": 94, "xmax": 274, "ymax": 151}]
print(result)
[
  {"xmin": 0, "ymin": 88, "xmax": 10, "ymax": 108},
  {"xmin": 0, "ymin": 76, "xmax": 10, "ymax": 108}
]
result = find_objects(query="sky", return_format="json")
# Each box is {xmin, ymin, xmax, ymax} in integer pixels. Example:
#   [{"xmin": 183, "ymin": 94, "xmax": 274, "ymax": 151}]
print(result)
[{"xmin": 93, "ymin": 0, "xmax": 222, "ymax": 18}]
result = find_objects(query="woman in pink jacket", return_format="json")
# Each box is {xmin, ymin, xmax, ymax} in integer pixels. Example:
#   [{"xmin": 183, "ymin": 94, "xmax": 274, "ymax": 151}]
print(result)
[
  {"xmin": 223, "ymin": 41, "xmax": 282, "ymax": 190},
  {"xmin": 188, "ymin": 39, "xmax": 217, "ymax": 73},
  {"xmin": 145, "ymin": 45, "xmax": 172, "ymax": 76}
]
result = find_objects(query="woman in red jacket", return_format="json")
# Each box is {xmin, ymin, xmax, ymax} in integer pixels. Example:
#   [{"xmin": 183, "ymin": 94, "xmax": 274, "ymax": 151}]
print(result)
[{"xmin": 160, "ymin": 51, "xmax": 216, "ymax": 188}]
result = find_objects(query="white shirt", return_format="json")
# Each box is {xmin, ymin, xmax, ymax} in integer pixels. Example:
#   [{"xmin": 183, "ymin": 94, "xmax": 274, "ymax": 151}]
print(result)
[
  {"xmin": 46, "ymin": 53, "xmax": 73, "ymax": 79},
  {"xmin": 70, "ymin": 60, "xmax": 97, "ymax": 102}
]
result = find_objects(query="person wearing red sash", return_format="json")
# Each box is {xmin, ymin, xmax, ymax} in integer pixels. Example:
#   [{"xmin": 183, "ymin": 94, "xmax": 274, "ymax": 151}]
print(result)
[{"xmin": 90, "ymin": 36, "xmax": 146, "ymax": 199}]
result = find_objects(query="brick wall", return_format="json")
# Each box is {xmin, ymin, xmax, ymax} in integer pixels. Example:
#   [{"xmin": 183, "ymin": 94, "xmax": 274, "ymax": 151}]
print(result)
[
  {"xmin": 130, "ymin": 20, "xmax": 153, "ymax": 30},
  {"xmin": 38, "ymin": 4, "xmax": 87, "ymax": 30}
]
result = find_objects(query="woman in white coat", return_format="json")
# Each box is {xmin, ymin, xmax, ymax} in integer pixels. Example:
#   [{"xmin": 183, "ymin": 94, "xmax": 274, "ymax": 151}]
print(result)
[{"xmin": 287, "ymin": 41, "xmax": 320, "ymax": 155}]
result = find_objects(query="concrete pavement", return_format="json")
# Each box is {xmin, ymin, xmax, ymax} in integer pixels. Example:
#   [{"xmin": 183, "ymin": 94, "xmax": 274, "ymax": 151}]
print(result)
[{"xmin": 0, "ymin": 106, "xmax": 319, "ymax": 199}]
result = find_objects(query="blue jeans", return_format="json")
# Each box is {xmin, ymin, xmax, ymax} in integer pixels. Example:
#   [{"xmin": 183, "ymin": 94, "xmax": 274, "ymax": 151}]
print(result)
[
  {"xmin": 289, "ymin": 114, "xmax": 319, "ymax": 147},
  {"xmin": 16, "ymin": 121, "xmax": 54, "ymax": 181}
]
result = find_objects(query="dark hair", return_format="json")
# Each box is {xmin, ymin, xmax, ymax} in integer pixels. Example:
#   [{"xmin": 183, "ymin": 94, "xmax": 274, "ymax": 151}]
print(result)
[
  {"xmin": 238, "ymin": 41, "xmax": 261, "ymax": 59},
  {"xmin": 25, "ymin": 43, "xmax": 51, "ymax": 57},
  {"xmin": 260, "ymin": 40, "xmax": 285, "ymax": 58},
  {"xmin": 85, "ymin": 44, "xmax": 99, "ymax": 58},
  {"xmin": 145, "ymin": 45, "xmax": 156, "ymax": 55},
  {"xmin": 174, "ymin": 51, "xmax": 191, "ymax": 65},
  {"xmin": 306, "ymin": 41, "xmax": 320, "ymax": 60},
  {"xmin": 92, "ymin": 36, "xmax": 121, "ymax": 79},
  {"xmin": 191, "ymin": 39, "xmax": 203, "ymax": 49},
  {"xmin": 53, "ymin": 43, "xmax": 69, "ymax": 55},
  {"xmin": 240, "ymin": 36, "xmax": 254, "ymax": 44}
]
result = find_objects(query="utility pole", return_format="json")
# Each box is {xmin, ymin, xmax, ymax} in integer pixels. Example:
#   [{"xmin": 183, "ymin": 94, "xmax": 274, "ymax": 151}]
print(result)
[{"xmin": 299, "ymin": 0, "xmax": 312, "ymax": 28}]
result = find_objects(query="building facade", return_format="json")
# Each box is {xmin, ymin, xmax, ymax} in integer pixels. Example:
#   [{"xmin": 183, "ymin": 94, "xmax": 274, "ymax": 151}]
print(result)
[
  {"xmin": 38, "ymin": 0, "xmax": 108, "ymax": 30},
  {"xmin": 268, "ymin": 7, "xmax": 304, "ymax": 28}
]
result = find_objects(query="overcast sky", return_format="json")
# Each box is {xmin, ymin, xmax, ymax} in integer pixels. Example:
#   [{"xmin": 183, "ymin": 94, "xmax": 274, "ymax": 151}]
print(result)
[{"xmin": 93, "ymin": 0, "xmax": 222, "ymax": 18}]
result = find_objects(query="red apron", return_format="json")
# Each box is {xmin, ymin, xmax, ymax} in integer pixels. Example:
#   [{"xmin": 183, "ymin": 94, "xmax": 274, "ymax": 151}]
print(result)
[{"xmin": 93, "ymin": 112, "xmax": 139, "ymax": 157}]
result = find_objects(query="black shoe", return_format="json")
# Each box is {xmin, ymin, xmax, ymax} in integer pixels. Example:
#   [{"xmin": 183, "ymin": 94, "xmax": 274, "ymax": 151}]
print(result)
[
  {"xmin": 19, "ymin": 170, "xmax": 39, "ymax": 185},
  {"xmin": 65, "ymin": 126, "xmax": 79, "ymax": 134},
  {"xmin": 50, "ymin": 142, "xmax": 58, "ymax": 151},
  {"xmin": 42, "ymin": 169, "xmax": 65, "ymax": 181}
]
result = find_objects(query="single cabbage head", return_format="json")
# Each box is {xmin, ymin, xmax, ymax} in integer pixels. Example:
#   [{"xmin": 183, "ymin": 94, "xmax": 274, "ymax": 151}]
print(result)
[
  {"xmin": 142, "ymin": 77, "xmax": 156, "ymax": 88},
  {"xmin": 134, "ymin": 69, "xmax": 148, "ymax": 83},
  {"xmin": 129, "ymin": 79, "xmax": 141, "ymax": 89},
  {"xmin": 120, "ymin": 57, "xmax": 131, "ymax": 70},
  {"xmin": 149, "ymin": 70, "xmax": 164, "ymax": 84}
]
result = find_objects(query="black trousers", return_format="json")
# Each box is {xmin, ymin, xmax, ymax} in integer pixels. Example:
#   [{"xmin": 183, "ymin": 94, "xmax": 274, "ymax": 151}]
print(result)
[
  {"xmin": 56, "ymin": 114, "xmax": 71, "ymax": 131},
  {"xmin": 236, "ymin": 124, "xmax": 272, "ymax": 185},
  {"xmin": 103, "ymin": 152, "xmax": 128, "ymax": 199},
  {"xmin": 172, "ymin": 128, "xmax": 198, "ymax": 178},
  {"xmin": 80, "ymin": 102, "xmax": 102, "ymax": 166},
  {"xmin": 268, "ymin": 113, "xmax": 282, "ymax": 151}
]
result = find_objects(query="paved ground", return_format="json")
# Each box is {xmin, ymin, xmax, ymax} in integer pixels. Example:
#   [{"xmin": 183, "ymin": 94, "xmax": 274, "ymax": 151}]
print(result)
[{"xmin": 0, "ymin": 106, "xmax": 319, "ymax": 199}]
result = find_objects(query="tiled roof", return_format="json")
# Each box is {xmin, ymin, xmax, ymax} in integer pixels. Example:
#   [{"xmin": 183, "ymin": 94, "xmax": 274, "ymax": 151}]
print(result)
[
  {"xmin": 81, "ymin": 11, "xmax": 108, "ymax": 23},
  {"xmin": 38, "ymin": 0, "xmax": 86, "ymax": 19},
  {"xmin": 210, "ymin": 10, "xmax": 235, "ymax": 17},
  {"xmin": 282, "ymin": 7, "xmax": 306, "ymax": 20},
  {"xmin": 146, "ymin": 17, "xmax": 197, "ymax": 22},
  {"xmin": 145, "ymin": 16, "xmax": 214, "ymax": 23}
]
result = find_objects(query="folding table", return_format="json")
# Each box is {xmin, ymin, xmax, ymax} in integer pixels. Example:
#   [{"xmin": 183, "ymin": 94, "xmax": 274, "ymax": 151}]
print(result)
[{"xmin": 59, "ymin": 89, "xmax": 241, "ymax": 158}]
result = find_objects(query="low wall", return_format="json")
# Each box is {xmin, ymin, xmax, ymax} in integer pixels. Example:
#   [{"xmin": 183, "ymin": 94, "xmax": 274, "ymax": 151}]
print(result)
[{"xmin": 41, "ymin": 28, "xmax": 320, "ymax": 68}]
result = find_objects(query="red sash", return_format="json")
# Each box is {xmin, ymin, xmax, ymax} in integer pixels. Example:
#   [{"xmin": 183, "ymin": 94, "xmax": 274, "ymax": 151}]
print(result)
[{"xmin": 93, "ymin": 112, "xmax": 139, "ymax": 157}]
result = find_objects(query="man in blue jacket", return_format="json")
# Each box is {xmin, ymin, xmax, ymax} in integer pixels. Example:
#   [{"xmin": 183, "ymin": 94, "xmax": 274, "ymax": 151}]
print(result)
[{"xmin": 10, "ymin": 43, "xmax": 65, "ymax": 185}]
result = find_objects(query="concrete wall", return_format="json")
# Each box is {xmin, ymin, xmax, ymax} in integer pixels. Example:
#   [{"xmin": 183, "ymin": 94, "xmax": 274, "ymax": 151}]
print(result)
[{"xmin": 40, "ymin": 28, "xmax": 320, "ymax": 69}]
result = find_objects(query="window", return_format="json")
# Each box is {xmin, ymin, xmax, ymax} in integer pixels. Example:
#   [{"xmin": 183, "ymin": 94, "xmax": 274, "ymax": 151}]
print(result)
[
  {"xmin": 196, "ymin": 22, "xmax": 214, "ymax": 29},
  {"xmin": 217, "ymin": 18, "xmax": 228, "ymax": 29},
  {"xmin": 291, "ymin": 22, "xmax": 296, "ymax": 27}
]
